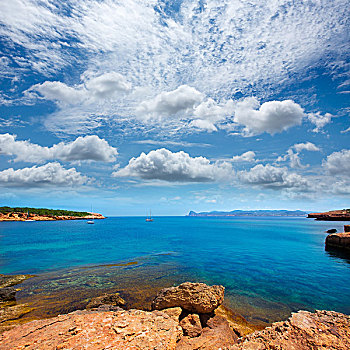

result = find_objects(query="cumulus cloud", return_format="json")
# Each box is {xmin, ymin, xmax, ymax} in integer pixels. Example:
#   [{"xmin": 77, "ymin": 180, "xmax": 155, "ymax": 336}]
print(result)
[
  {"xmin": 28, "ymin": 71, "xmax": 131, "ymax": 106},
  {"xmin": 307, "ymin": 112, "xmax": 333, "ymax": 132},
  {"xmin": 189, "ymin": 119, "xmax": 218, "ymax": 132},
  {"xmin": 137, "ymin": 85, "xmax": 204, "ymax": 119},
  {"xmin": 0, "ymin": 162, "xmax": 88, "ymax": 187},
  {"xmin": 0, "ymin": 134, "xmax": 118, "ymax": 163},
  {"xmin": 234, "ymin": 97, "xmax": 304, "ymax": 135},
  {"xmin": 238, "ymin": 164, "xmax": 308, "ymax": 189},
  {"xmin": 113, "ymin": 148, "xmax": 232, "ymax": 182},
  {"xmin": 232, "ymin": 151, "xmax": 256, "ymax": 162},
  {"xmin": 276, "ymin": 142, "xmax": 320, "ymax": 168},
  {"xmin": 323, "ymin": 149, "xmax": 350, "ymax": 175}
]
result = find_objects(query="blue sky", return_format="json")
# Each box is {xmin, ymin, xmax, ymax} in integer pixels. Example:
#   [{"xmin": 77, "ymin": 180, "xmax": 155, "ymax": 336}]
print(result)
[{"xmin": 0, "ymin": 0, "xmax": 349, "ymax": 216}]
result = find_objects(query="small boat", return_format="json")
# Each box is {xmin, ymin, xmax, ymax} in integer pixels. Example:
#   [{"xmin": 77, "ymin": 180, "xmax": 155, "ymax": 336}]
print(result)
[
  {"xmin": 87, "ymin": 205, "xmax": 95, "ymax": 224},
  {"xmin": 146, "ymin": 210, "xmax": 154, "ymax": 222},
  {"xmin": 25, "ymin": 211, "xmax": 35, "ymax": 222}
]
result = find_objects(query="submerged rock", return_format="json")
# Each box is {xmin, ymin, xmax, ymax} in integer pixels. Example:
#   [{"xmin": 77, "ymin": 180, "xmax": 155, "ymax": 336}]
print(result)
[
  {"xmin": 0, "ymin": 274, "xmax": 33, "ymax": 288},
  {"xmin": 86, "ymin": 292, "xmax": 126, "ymax": 309},
  {"xmin": 0, "ymin": 287, "xmax": 16, "ymax": 302},
  {"xmin": 0, "ymin": 309, "xmax": 182, "ymax": 350},
  {"xmin": 152, "ymin": 282, "xmax": 225, "ymax": 313},
  {"xmin": 230, "ymin": 310, "xmax": 350, "ymax": 350}
]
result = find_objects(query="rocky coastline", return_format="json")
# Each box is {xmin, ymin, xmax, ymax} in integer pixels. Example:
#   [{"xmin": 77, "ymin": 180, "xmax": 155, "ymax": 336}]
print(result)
[
  {"xmin": 308, "ymin": 209, "xmax": 350, "ymax": 221},
  {"xmin": 0, "ymin": 212, "xmax": 105, "ymax": 222},
  {"xmin": 325, "ymin": 225, "xmax": 350, "ymax": 252},
  {"xmin": 1, "ymin": 279, "xmax": 349, "ymax": 349}
]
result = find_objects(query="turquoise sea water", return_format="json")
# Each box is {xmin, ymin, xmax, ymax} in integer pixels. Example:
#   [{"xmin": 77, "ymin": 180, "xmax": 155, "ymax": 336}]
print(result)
[{"xmin": 1, "ymin": 217, "xmax": 350, "ymax": 323}]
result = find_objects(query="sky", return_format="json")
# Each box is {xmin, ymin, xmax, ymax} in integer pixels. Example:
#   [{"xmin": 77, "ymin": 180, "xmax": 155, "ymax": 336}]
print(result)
[{"xmin": 0, "ymin": 0, "xmax": 349, "ymax": 216}]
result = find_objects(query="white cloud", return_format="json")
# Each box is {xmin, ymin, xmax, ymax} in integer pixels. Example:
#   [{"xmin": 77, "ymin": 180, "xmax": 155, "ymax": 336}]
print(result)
[
  {"xmin": 28, "ymin": 71, "xmax": 131, "ymax": 106},
  {"xmin": 137, "ymin": 85, "xmax": 204, "ymax": 119},
  {"xmin": 113, "ymin": 148, "xmax": 232, "ymax": 182},
  {"xmin": 189, "ymin": 119, "xmax": 217, "ymax": 132},
  {"xmin": 276, "ymin": 142, "xmax": 320, "ymax": 168},
  {"xmin": 238, "ymin": 164, "xmax": 308, "ymax": 189},
  {"xmin": 234, "ymin": 97, "xmax": 304, "ymax": 135},
  {"xmin": 0, "ymin": 134, "xmax": 118, "ymax": 163},
  {"xmin": 307, "ymin": 112, "xmax": 333, "ymax": 132},
  {"xmin": 323, "ymin": 149, "xmax": 350, "ymax": 175},
  {"xmin": 0, "ymin": 162, "xmax": 88, "ymax": 188},
  {"xmin": 232, "ymin": 151, "xmax": 256, "ymax": 162}
]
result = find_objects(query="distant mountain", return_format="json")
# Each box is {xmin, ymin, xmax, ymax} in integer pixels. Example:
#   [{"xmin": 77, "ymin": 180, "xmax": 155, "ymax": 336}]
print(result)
[{"xmin": 187, "ymin": 210, "xmax": 308, "ymax": 217}]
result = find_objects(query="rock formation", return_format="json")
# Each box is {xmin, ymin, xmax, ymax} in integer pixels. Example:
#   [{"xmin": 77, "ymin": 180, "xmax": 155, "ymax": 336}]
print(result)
[
  {"xmin": 1, "ymin": 282, "xmax": 350, "ymax": 349},
  {"xmin": 325, "ymin": 225, "xmax": 350, "ymax": 252},
  {"xmin": 86, "ymin": 292, "xmax": 126, "ymax": 309},
  {"xmin": 230, "ymin": 310, "xmax": 350, "ymax": 350},
  {"xmin": 152, "ymin": 282, "xmax": 225, "ymax": 313},
  {"xmin": 308, "ymin": 209, "xmax": 350, "ymax": 221}
]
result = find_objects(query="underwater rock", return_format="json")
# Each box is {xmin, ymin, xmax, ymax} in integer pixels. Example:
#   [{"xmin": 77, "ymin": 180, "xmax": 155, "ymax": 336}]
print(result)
[
  {"xmin": 86, "ymin": 292, "xmax": 126, "ymax": 309},
  {"xmin": 230, "ymin": 310, "xmax": 350, "ymax": 350},
  {"xmin": 152, "ymin": 282, "xmax": 225, "ymax": 313},
  {"xmin": 0, "ymin": 274, "xmax": 33, "ymax": 288},
  {"xmin": 0, "ymin": 287, "xmax": 16, "ymax": 302}
]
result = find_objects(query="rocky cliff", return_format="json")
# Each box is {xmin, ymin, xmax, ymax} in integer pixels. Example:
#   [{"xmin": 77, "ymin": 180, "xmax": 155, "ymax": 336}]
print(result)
[
  {"xmin": 1, "ymin": 282, "xmax": 349, "ymax": 350},
  {"xmin": 308, "ymin": 209, "xmax": 350, "ymax": 221}
]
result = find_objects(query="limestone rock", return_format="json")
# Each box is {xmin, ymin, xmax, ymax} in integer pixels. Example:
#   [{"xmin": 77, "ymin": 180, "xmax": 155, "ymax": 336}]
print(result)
[
  {"xmin": 177, "ymin": 315, "xmax": 238, "ymax": 349},
  {"xmin": 161, "ymin": 307, "xmax": 183, "ymax": 322},
  {"xmin": 0, "ymin": 274, "xmax": 33, "ymax": 288},
  {"xmin": 152, "ymin": 282, "xmax": 225, "ymax": 313},
  {"xmin": 0, "ymin": 303, "xmax": 34, "ymax": 333},
  {"xmin": 86, "ymin": 292, "xmax": 126, "ymax": 309},
  {"xmin": 326, "ymin": 232, "xmax": 350, "ymax": 251},
  {"xmin": 230, "ymin": 310, "xmax": 350, "ymax": 350},
  {"xmin": 0, "ymin": 309, "xmax": 182, "ymax": 350},
  {"xmin": 180, "ymin": 314, "xmax": 202, "ymax": 337}
]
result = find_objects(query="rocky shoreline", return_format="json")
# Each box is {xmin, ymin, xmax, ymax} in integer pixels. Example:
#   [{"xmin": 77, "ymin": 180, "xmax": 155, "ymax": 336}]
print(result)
[
  {"xmin": 0, "ymin": 212, "xmax": 105, "ymax": 221},
  {"xmin": 1, "ymin": 279, "xmax": 349, "ymax": 349},
  {"xmin": 308, "ymin": 209, "xmax": 350, "ymax": 221}
]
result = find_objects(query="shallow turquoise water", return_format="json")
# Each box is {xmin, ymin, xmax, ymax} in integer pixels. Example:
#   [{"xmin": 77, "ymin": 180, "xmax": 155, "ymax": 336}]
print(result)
[{"xmin": 1, "ymin": 217, "xmax": 349, "ymax": 322}]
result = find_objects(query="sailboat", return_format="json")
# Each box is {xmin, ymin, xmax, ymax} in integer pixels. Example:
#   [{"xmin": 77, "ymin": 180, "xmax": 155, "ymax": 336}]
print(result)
[
  {"xmin": 87, "ymin": 205, "xmax": 95, "ymax": 224},
  {"xmin": 25, "ymin": 211, "xmax": 35, "ymax": 222},
  {"xmin": 145, "ymin": 210, "xmax": 154, "ymax": 222}
]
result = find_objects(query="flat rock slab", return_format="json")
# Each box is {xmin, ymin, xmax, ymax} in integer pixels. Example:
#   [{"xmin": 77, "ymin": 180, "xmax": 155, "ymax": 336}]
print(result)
[
  {"xmin": 152, "ymin": 282, "xmax": 225, "ymax": 313},
  {"xmin": 0, "ymin": 309, "xmax": 182, "ymax": 350},
  {"xmin": 230, "ymin": 310, "xmax": 350, "ymax": 350}
]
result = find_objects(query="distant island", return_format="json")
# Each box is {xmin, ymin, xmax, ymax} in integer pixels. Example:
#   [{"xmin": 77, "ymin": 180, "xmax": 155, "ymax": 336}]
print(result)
[
  {"xmin": 308, "ymin": 209, "xmax": 350, "ymax": 221},
  {"xmin": 0, "ymin": 206, "xmax": 105, "ymax": 222},
  {"xmin": 187, "ymin": 210, "xmax": 308, "ymax": 217}
]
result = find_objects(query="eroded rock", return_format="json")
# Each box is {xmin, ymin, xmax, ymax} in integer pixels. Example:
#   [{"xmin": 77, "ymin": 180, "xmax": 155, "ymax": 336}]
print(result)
[
  {"xmin": 180, "ymin": 313, "xmax": 202, "ymax": 337},
  {"xmin": 230, "ymin": 310, "xmax": 350, "ymax": 350},
  {"xmin": 0, "ymin": 309, "xmax": 182, "ymax": 350},
  {"xmin": 0, "ymin": 287, "xmax": 16, "ymax": 302},
  {"xmin": 177, "ymin": 315, "xmax": 238, "ymax": 350},
  {"xmin": 152, "ymin": 282, "xmax": 225, "ymax": 313}
]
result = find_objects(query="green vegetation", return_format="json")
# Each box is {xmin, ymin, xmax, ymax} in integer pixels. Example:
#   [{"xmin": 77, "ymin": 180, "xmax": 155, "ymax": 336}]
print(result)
[{"xmin": 0, "ymin": 206, "xmax": 90, "ymax": 217}]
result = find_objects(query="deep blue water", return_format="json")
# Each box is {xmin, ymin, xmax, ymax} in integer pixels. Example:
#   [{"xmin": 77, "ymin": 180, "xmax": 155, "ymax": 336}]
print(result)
[{"xmin": 1, "ymin": 216, "xmax": 350, "ymax": 322}]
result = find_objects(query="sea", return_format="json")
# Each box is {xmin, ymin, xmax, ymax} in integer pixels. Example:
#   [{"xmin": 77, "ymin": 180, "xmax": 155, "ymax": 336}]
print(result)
[{"xmin": 1, "ymin": 216, "xmax": 349, "ymax": 325}]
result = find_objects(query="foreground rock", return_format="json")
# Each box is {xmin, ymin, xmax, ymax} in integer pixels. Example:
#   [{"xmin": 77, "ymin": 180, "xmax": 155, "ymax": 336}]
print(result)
[
  {"xmin": 0, "ymin": 309, "xmax": 182, "ymax": 350},
  {"xmin": 177, "ymin": 315, "xmax": 238, "ymax": 350},
  {"xmin": 325, "ymin": 225, "xmax": 350, "ymax": 252},
  {"xmin": 230, "ymin": 310, "xmax": 350, "ymax": 350},
  {"xmin": 152, "ymin": 282, "xmax": 225, "ymax": 313}
]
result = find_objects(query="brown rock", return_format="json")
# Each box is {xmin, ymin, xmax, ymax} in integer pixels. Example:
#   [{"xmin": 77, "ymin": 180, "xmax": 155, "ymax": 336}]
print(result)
[
  {"xmin": 230, "ymin": 310, "xmax": 350, "ymax": 350},
  {"xmin": 86, "ymin": 292, "xmax": 126, "ymax": 309},
  {"xmin": 177, "ymin": 315, "xmax": 238, "ymax": 349},
  {"xmin": 0, "ymin": 303, "xmax": 34, "ymax": 333},
  {"xmin": 161, "ymin": 307, "xmax": 183, "ymax": 322},
  {"xmin": 326, "ymin": 232, "xmax": 350, "ymax": 251},
  {"xmin": 180, "ymin": 314, "xmax": 202, "ymax": 337},
  {"xmin": 0, "ymin": 287, "xmax": 16, "ymax": 302},
  {"xmin": 152, "ymin": 282, "xmax": 225, "ymax": 313},
  {"xmin": 0, "ymin": 309, "xmax": 182, "ymax": 350}
]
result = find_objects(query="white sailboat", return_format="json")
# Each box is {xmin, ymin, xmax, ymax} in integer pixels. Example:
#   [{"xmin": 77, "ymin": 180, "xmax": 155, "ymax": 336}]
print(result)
[
  {"xmin": 146, "ymin": 210, "xmax": 153, "ymax": 222},
  {"xmin": 87, "ymin": 205, "xmax": 95, "ymax": 224}
]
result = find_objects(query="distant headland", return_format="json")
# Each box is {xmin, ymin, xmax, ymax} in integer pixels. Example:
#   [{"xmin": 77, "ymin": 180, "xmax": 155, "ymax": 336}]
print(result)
[
  {"xmin": 307, "ymin": 209, "xmax": 350, "ymax": 221},
  {"xmin": 0, "ymin": 206, "xmax": 105, "ymax": 222},
  {"xmin": 187, "ymin": 210, "xmax": 308, "ymax": 217}
]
